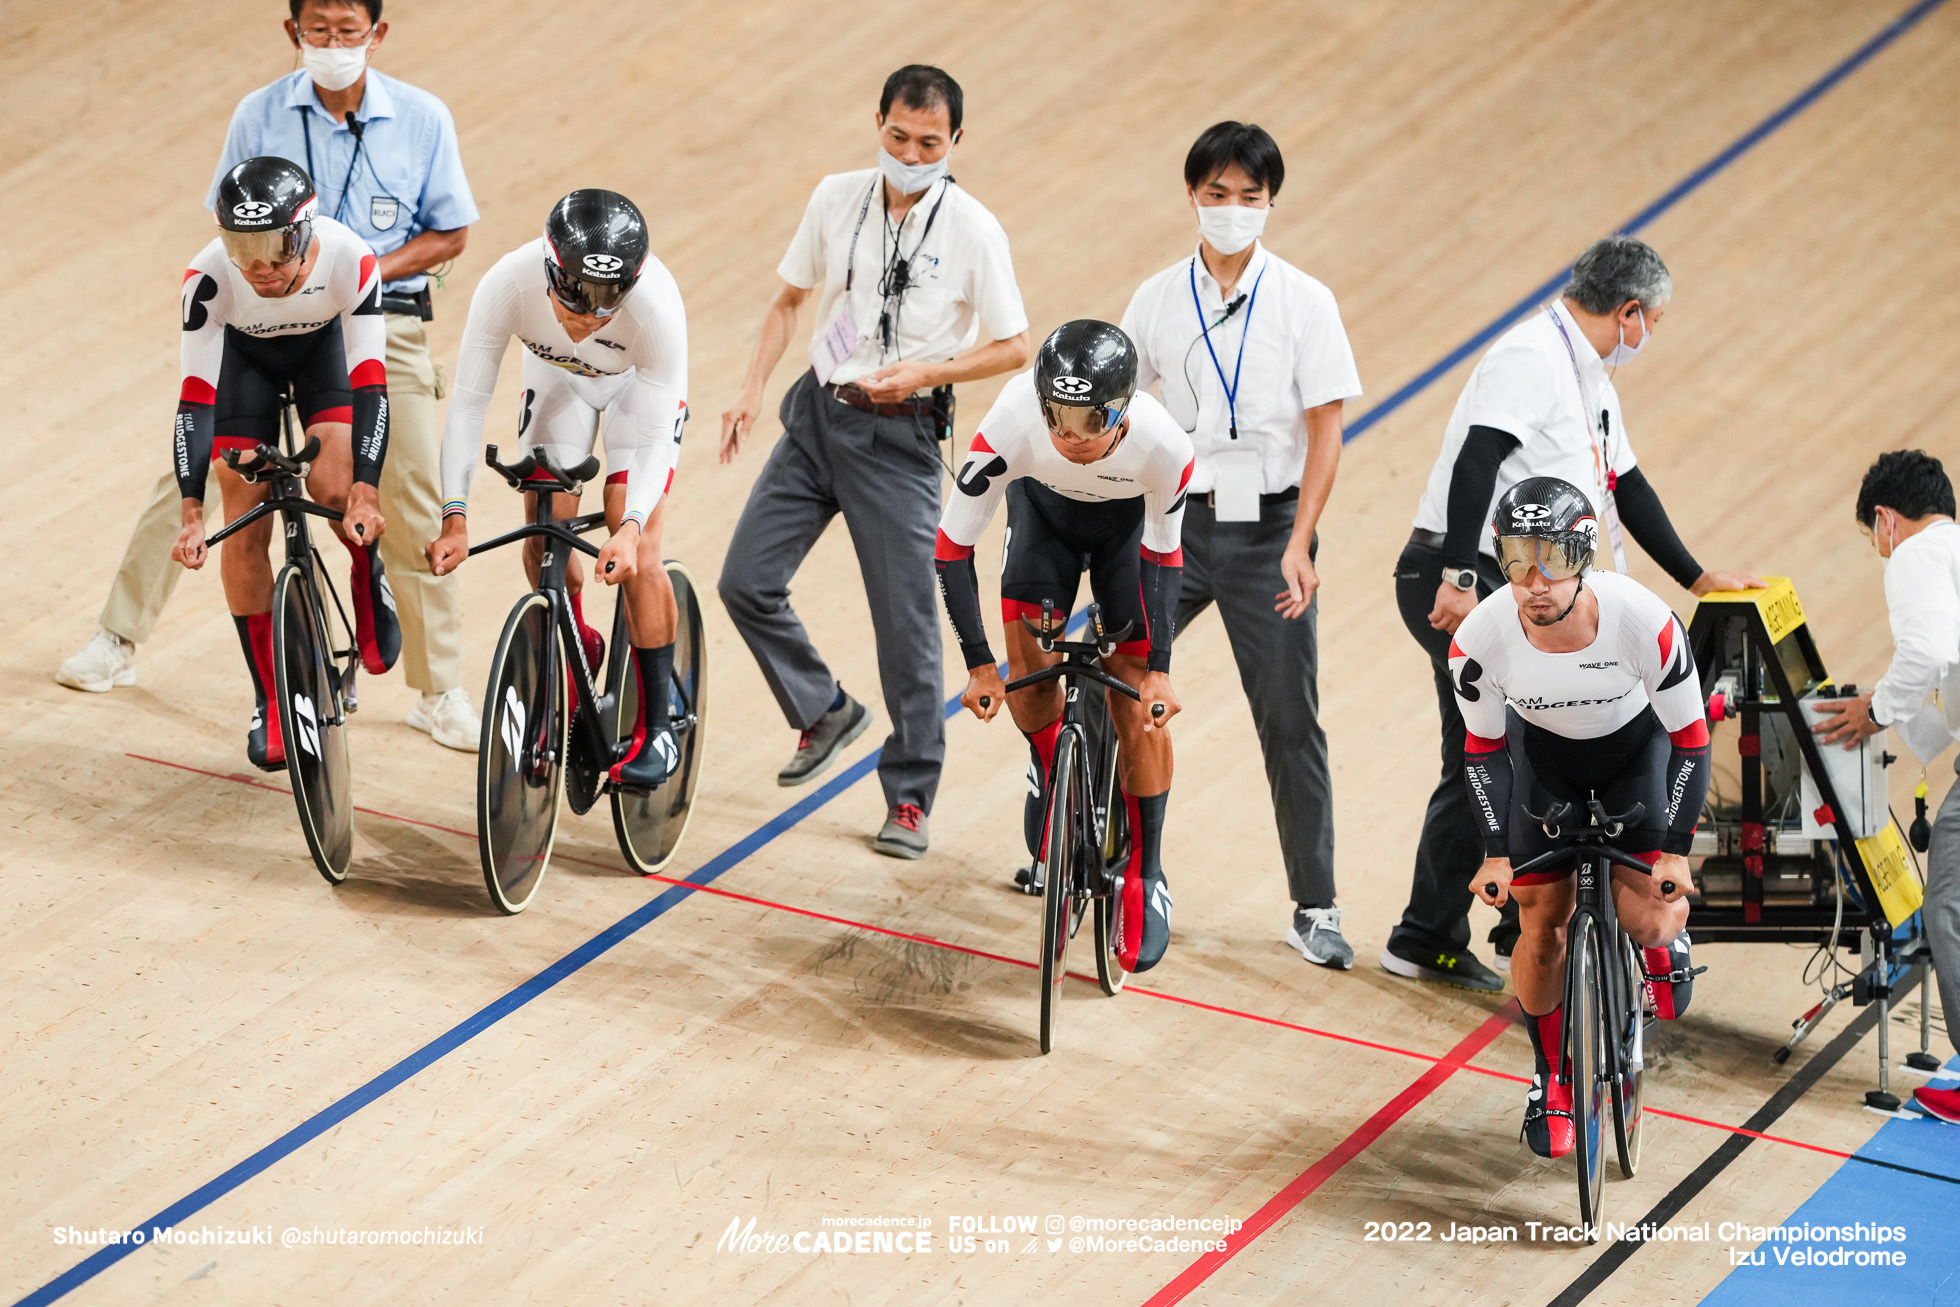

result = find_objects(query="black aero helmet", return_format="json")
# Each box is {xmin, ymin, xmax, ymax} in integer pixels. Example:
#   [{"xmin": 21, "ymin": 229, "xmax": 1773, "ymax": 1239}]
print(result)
[
  {"xmin": 1492, "ymin": 476, "xmax": 1598, "ymax": 583},
  {"xmin": 214, "ymin": 156, "xmax": 318, "ymax": 269},
  {"xmin": 543, "ymin": 189, "xmax": 649, "ymax": 317},
  {"xmin": 1035, "ymin": 319, "xmax": 1138, "ymax": 435}
]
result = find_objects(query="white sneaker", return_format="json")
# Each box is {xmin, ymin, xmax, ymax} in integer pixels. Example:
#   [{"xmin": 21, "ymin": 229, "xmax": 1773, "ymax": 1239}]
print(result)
[
  {"xmin": 407, "ymin": 687, "xmax": 480, "ymax": 752},
  {"xmin": 56, "ymin": 629, "xmax": 136, "ymax": 693}
]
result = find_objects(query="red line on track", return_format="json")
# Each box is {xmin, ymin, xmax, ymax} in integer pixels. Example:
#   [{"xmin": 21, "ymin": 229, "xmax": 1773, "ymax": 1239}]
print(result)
[
  {"xmin": 1142, "ymin": 1007, "xmax": 1517, "ymax": 1307},
  {"xmin": 125, "ymin": 750, "xmax": 1867, "ymax": 1172}
]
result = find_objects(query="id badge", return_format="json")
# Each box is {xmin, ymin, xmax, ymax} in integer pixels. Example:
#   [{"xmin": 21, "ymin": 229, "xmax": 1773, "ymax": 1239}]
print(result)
[
  {"xmin": 808, "ymin": 307, "xmax": 860, "ymax": 385},
  {"xmin": 1212, "ymin": 447, "xmax": 1261, "ymax": 522}
]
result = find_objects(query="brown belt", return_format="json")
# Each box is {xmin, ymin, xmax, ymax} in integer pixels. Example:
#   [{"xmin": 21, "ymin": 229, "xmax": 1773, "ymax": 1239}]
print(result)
[
  {"xmin": 1408, "ymin": 528, "xmax": 1448, "ymax": 551},
  {"xmin": 828, "ymin": 382, "xmax": 934, "ymax": 418}
]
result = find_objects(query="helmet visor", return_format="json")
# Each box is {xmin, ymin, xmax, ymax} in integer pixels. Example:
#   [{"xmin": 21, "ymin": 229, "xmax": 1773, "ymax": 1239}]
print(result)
[
  {"xmin": 546, "ymin": 261, "xmax": 631, "ymax": 317},
  {"xmin": 1040, "ymin": 399, "xmax": 1128, "ymax": 442},
  {"xmin": 219, "ymin": 224, "xmax": 307, "ymax": 270},
  {"xmin": 1497, "ymin": 533, "xmax": 1592, "ymax": 584}
]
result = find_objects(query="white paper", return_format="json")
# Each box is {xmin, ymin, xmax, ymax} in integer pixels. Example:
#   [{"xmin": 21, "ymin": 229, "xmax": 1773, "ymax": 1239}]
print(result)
[
  {"xmin": 1897, "ymin": 701, "xmax": 1957, "ymax": 767},
  {"xmin": 1213, "ymin": 447, "xmax": 1261, "ymax": 522},
  {"xmin": 808, "ymin": 308, "xmax": 859, "ymax": 386}
]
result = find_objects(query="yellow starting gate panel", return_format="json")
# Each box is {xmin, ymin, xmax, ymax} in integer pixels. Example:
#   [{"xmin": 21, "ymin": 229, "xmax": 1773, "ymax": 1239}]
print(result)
[{"xmin": 1854, "ymin": 825, "xmax": 1924, "ymax": 927}]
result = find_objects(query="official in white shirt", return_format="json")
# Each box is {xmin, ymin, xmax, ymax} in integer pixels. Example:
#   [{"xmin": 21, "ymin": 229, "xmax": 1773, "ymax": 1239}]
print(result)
[
  {"xmin": 717, "ymin": 66, "xmax": 1030, "ymax": 859},
  {"xmin": 1120, "ymin": 122, "xmax": 1363, "ymax": 969},
  {"xmin": 1384, "ymin": 235, "xmax": 1759, "ymax": 992},
  {"xmin": 1813, "ymin": 450, "xmax": 1960, "ymax": 1118}
]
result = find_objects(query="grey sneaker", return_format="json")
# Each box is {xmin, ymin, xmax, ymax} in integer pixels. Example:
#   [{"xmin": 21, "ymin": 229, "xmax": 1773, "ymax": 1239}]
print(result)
[
  {"xmin": 874, "ymin": 804, "xmax": 928, "ymax": 859},
  {"xmin": 777, "ymin": 692, "xmax": 871, "ymax": 786},
  {"xmin": 57, "ymin": 629, "xmax": 136, "ymax": 693},
  {"xmin": 1286, "ymin": 905, "xmax": 1354, "ymax": 970},
  {"xmin": 1377, "ymin": 941, "xmax": 1504, "ymax": 993}
]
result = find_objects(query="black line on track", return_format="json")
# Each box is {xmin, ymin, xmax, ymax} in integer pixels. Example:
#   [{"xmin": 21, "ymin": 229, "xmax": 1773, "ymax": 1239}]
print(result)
[{"xmin": 1545, "ymin": 965, "xmax": 1928, "ymax": 1306}]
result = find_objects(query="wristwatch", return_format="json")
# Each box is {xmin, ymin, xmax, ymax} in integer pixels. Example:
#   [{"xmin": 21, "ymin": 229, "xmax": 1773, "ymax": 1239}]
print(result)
[{"xmin": 1443, "ymin": 566, "xmax": 1478, "ymax": 592}]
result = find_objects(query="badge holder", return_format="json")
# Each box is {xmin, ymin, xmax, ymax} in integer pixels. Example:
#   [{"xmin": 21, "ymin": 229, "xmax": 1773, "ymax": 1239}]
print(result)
[
  {"xmin": 809, "ymin": 309, "xmax": 859, "ymax": 386},
  {"xmin": 1212, "ymin": 443, "xmax": 1261, "ymax": 521}
]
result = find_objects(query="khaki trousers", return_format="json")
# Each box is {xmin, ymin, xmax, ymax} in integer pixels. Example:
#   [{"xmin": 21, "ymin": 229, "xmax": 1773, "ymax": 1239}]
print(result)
[{"xmin": 100, "ymin": 313, "xmax": 464, "ymax": 693}]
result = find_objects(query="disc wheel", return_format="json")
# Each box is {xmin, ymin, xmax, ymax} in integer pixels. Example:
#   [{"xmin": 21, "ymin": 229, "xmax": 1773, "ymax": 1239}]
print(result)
[
  {"xmin": 1566, "ymin": 914, "xmax": 1608, "ymax": 1238},
  {"xmin": 272, "ymin": 562, "xmax": 352, "ymax": 885},
  {"xmin": 610, "ymin": 561, "xmax": 709, "ymax": 875},
  {"xmin": 478, "ymin": 592, "xmax": 565, "ymax": 915},
  {"xmin": 1611, "ymin": 934, "xmax": 1646, "ymax": 1177},
  {"xmin": 1038, "ymin": 729, "xmax": 1084, "ymax": 1053},
  {"xmin": 1091, "ymin": 694, "xmax": 1130, "ymax": 997}
]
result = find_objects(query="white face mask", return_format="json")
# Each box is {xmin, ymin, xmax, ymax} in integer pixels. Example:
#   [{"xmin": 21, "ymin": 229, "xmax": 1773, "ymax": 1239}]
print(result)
[
  {"xmin": 1195, "ymin": 201, "xmax": 1268, "ymax": 256},
  {"xmin": 1602, "ymin": 308, "xmax": 1648, "ymax": 366},
  {"xmin": 301, "ymin": 40, "xmax": 371, "ymax": 93},
  {"xmin": 877, "ymin": 148, "xmax": 949, "ymax": 197}
]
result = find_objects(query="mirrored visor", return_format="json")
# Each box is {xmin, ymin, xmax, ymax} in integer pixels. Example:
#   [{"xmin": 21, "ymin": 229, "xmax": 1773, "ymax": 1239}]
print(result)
[
  {"xmin": 1497, "ymin": 533, "xmax": 1592, "ymax": 583},
  {"xmin": 1041, "ymin": 399, "xmax": 1124, "ymax": 441},
  {"xmin": 220, "ymin": 225, "xmax": 305, "ymax": 270},
  {"xmin": 546, "ymin": 262, "xmax": 631, "ymax": 317}
]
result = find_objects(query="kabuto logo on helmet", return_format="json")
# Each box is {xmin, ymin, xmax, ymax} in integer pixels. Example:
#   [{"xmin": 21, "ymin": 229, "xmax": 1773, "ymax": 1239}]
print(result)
[
  {"xmin": 582, "ymin": 253, "xmax": 624, "ymax": 277},
  {"xmin": 231, "ymin": 200, "xmax": 275, "ymax": 223},
  {"xmin": 1051, "ymin": 376, "xmax": 1094, "ymax": 398},
  {"xmin": 1512, "ymin": 504, "xmax": 1552, "ymax": 522}
]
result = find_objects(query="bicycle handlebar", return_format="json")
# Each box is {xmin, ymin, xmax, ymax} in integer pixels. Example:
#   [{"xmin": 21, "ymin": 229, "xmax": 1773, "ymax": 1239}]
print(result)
[
  {"xmin": 485, "ymin": 444, "xmax": 602, "ymax": 495},
  {"xmin": 223, "ymin": 434, "xmax": 321, "ymax": 483},
  {"xmin": 1002, "ymin": 661, "xmax": 1142, "ymax": 702}
]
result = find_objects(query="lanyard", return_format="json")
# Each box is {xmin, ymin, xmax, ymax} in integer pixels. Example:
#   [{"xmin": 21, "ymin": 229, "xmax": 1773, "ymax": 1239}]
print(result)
[
  {"xmin": 1189, "ymin": 257, "xmax": 1266, "ymax": 440},
  {"xmin": 843, "ymin": 176, "xmax": 949, "ymax": 355},
  {"xmin": 1544, "ymin": 303, "xmax": 1612, "ymax": 500},
  {"xmin": 300, "ymin": 107, "xmax": 367, "ymax": 226}
]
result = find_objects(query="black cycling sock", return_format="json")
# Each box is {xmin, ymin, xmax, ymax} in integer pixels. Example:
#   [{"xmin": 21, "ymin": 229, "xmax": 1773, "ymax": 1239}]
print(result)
[
  {"xmin": 233, "ymin": 614, "xmax": 267, "ymax": 711},
  {"xmin": 829, "ymin": 684, "xmax": 847, "ymax": 713},
  {"xmin": 1523, "ymin": 1005, "xmax": 1562, "ymax": 1078},
  {"xmin": 1131, "ymin": 790, "xmax": 1168, "ymax": 878},
  {"xmin": 635, "ymin": 643, "xmax": 674, "ymax": 731}
]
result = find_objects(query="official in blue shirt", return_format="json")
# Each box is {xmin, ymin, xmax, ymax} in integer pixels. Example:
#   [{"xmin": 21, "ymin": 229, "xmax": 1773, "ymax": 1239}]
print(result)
[{"xmin": 61, "ymin": 0, "xmax": 486, "ymax": 754}]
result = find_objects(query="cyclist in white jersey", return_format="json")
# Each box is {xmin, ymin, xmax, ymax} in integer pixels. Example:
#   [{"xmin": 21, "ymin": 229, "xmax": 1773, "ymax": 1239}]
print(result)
[
  {"xmin": 427, "ymin": 190, "xmax": 688, "ymax": 789},
  {"xmin": 1449, "ymin": 476, "xmax": 1711, "ymax": 1159},
  {"xmin": 937, "ymin": 321, "xmax": 1194, "ymax": 972},
  {"xmin": 169, "ymin": 157, "xmax": 398, "ymax": 773}
]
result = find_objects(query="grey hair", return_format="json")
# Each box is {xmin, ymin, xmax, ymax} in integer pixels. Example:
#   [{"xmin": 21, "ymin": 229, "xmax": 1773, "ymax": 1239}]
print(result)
[{"xmin": 1563, "ymin": 235, "xmax": 1672, "ymax": 315}]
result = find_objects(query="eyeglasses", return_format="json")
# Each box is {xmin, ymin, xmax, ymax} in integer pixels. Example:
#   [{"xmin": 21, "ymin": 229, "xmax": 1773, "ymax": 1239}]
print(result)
[
  {"xmin": 296, "ymin": 24, "xmax": 375, "ymax": 48},
  {"xmin": 1496, "ymin": 533, "xmax": 1592, "ymax": 584}
]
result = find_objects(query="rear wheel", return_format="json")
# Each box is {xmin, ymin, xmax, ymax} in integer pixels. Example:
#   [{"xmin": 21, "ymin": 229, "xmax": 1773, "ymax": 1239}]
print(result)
[
  {"xmin": 272, "ymin": 562, "xmax": 352, "ymax": 885},
  {"xmin": 1091, "ymin": 693, "xmax": 1129, "ymax": 996},
  {"xmin": 478, "ymin": 592, "xmax": 565, "ymax": 915},
  {"xmin": 1038, "ymin": 729, "xmax": 1083, "ymax": 1053},
  {"xmin": 1566, "ymin": 913, "xmax": 1608, "ymax": 1237},
  {"xmin": 1611, "ymin": 933, "xmax": 1646, "ymax": 1177},
  {"xmin": 611, "ymin": 561, "xmax": 709, "ymax": 875}
]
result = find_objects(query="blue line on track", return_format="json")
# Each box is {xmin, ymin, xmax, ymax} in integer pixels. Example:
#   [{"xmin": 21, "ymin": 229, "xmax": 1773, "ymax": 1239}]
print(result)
[
  {"xmin": 16, "ymin": 2, "xmax": 1947, "ymax": 1299},
  {"xmin": 1342, "ymin": 0, "xmax": 1948, "ymax": 444}
]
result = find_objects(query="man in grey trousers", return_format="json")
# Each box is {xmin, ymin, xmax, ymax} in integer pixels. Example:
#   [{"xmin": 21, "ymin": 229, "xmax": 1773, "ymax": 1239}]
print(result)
[
  {"xmin": 716, "ymin": 65, "xmax": 1028, "ymax": 858},
  {"xmin": 1813, "ymin": 448, "xmax": 1959, "ymax": 1122}
]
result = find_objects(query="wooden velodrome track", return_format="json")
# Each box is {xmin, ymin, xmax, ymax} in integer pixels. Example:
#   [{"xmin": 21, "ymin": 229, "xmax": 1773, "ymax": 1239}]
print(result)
[{"xmin": 5, "ymin": 0, "xmax": 1958, "ymax": 1302}]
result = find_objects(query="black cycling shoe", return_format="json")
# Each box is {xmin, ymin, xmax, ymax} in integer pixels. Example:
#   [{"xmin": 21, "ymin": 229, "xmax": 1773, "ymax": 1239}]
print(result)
[
  {"xmin": 247, "ymin": 706, "xmax": 287, "ymax": 774},
  {"xmin": 1132, "ymin": 872, "xmax": 1173, "ymax": 973},
  {"xmin": 613, "ymin": 727, "xmax": 679, "ymax": 791},
  {"xmin": 1013, "ymin": 862, "xmax": 1044, "ymax": 895}
]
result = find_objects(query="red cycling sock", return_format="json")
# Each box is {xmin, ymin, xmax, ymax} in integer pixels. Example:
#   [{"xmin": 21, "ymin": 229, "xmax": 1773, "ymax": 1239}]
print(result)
[{"xmin": 241, "ymin": 611, "xmax": 282, "ymax": 758}]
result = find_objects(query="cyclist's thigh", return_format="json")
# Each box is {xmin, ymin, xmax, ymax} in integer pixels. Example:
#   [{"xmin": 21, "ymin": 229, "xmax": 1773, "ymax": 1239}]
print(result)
[
  {"xmin": 1002, "ymin": 481, "xmax": 1087, "ymax": 622},
  {"xmin": 291, "ymin": 316, "xmax": 354, "ymax": 432},
  {"xmin": 599, "ymin": 373, "xmax": 681, "ymax": 508},
  {"xmin": 1601, "ymin": 723, "xmax": 1672, "ymax": 856},
  {"xmin": 1510, "ymin": 731, "xmax": 1583, "ymax": 887},
  {"xmin": 1082, "ymin": 498, "xmax": 1149, "ymax": 657},
  {"xmin": 517, "ymin": 354, "xmax": 606, "ymax": 468},
  {"xmin": 213, "ymin": 329, "xmax": 292, "ymax": 456}
]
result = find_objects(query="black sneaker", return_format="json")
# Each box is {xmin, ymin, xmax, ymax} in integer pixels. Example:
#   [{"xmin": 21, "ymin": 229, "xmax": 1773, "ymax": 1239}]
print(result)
[
  {"xmin": 1377, "ymin": 940, "xmax": 1505, "ymax": 993},
  {"xmin": 1013, "ymin": 862, "xmax": 1044, "ymax": 895},
  {"xmin": 777, "ymin": 693, "xmax": 870, "ymax": 787},
  {"xmin": 612, "ymin": 726, "xmax": 679, "ymax": 791}
]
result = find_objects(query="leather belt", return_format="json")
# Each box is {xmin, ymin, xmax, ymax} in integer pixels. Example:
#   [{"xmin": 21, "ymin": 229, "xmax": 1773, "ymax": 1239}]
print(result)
[
  {"xmin": 1200, "ymin": 486, "xmax": 1299, "ymax": 509},
  {"xmin": 380, "ymin": 286, "xmax": 433, "ymax": 321},
  {"xmin": 1408, "ymin": 528, "xmax": 1447, "ymax": 550},
  {"xmin": 828, "ymin": 382, "xmax": 933, "ymax": 418}
]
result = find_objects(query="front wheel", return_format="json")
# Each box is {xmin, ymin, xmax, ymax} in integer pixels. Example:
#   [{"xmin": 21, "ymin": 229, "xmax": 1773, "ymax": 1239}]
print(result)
[
  {"xmin": 1566, "ymin": 913, "xmax": 1608, "ymax": 1238},
  {"xmin": 610, "ymin": 561, "xmax": 709, "ymax": 875},
  {"xmin": 1091, "ymin": 693, "xmax": 1129, "ymax": 996},
  {"xmin": 1038, "ymin": 729, "xmax": 1085, "ymax": 1054},
  {"xmin": 477, "ymin": 591, "xmax": 565, "ymax": 915},
  {"xmin": 272, "ymin": 562, "xmax": 352, "ymax": 885},
  {"xmin": 1611, "ymin": 933, "xmax": 1646, "ymax": 1177}
]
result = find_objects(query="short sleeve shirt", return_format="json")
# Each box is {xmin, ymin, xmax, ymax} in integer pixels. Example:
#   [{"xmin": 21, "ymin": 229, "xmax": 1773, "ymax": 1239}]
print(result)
[
  {"xmin": 1121, "ymin": 242, "xmax": 1361, "ymax": 494},
  {"xmin": 208, "ymin": 70, "xmax": 479, "ymax": 295},
  {"xmin": 776, "ymin": 169, "xmax": 1028, "ymax": 387},
  {"xmin": 1412, "ymin": 299, "xmax": 1637, "ymax": 557}
]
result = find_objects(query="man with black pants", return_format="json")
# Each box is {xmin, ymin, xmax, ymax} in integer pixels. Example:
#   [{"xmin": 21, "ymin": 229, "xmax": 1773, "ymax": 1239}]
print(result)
[
  {"xmin": 718, "ymin": 66, "xmax": 1029, "ymax": 858},
  {"xmin": 1120, "ymin": 122, "xmax": 1362, "ymax": 968},
  {"xmin": 1384, "ymin": 235, "xmax": 1757, "ymax": 991}
]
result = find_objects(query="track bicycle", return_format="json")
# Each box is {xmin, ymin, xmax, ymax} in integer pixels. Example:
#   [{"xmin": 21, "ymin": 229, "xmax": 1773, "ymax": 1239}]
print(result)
[
  {"xmin": 990, "ymin": 600, "xmax": 1161, "ymax": 1053},
  {"xmin": 1498, "ymin": 798, "xmax": 1679, "ymax": 1238},
  {"xmin": 468, "ymin": 445, "xmax": 708, "ymax": 914},
  {"xmin": 202, "ymin": 387, "xmax": 362, "ymax": 886}
]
